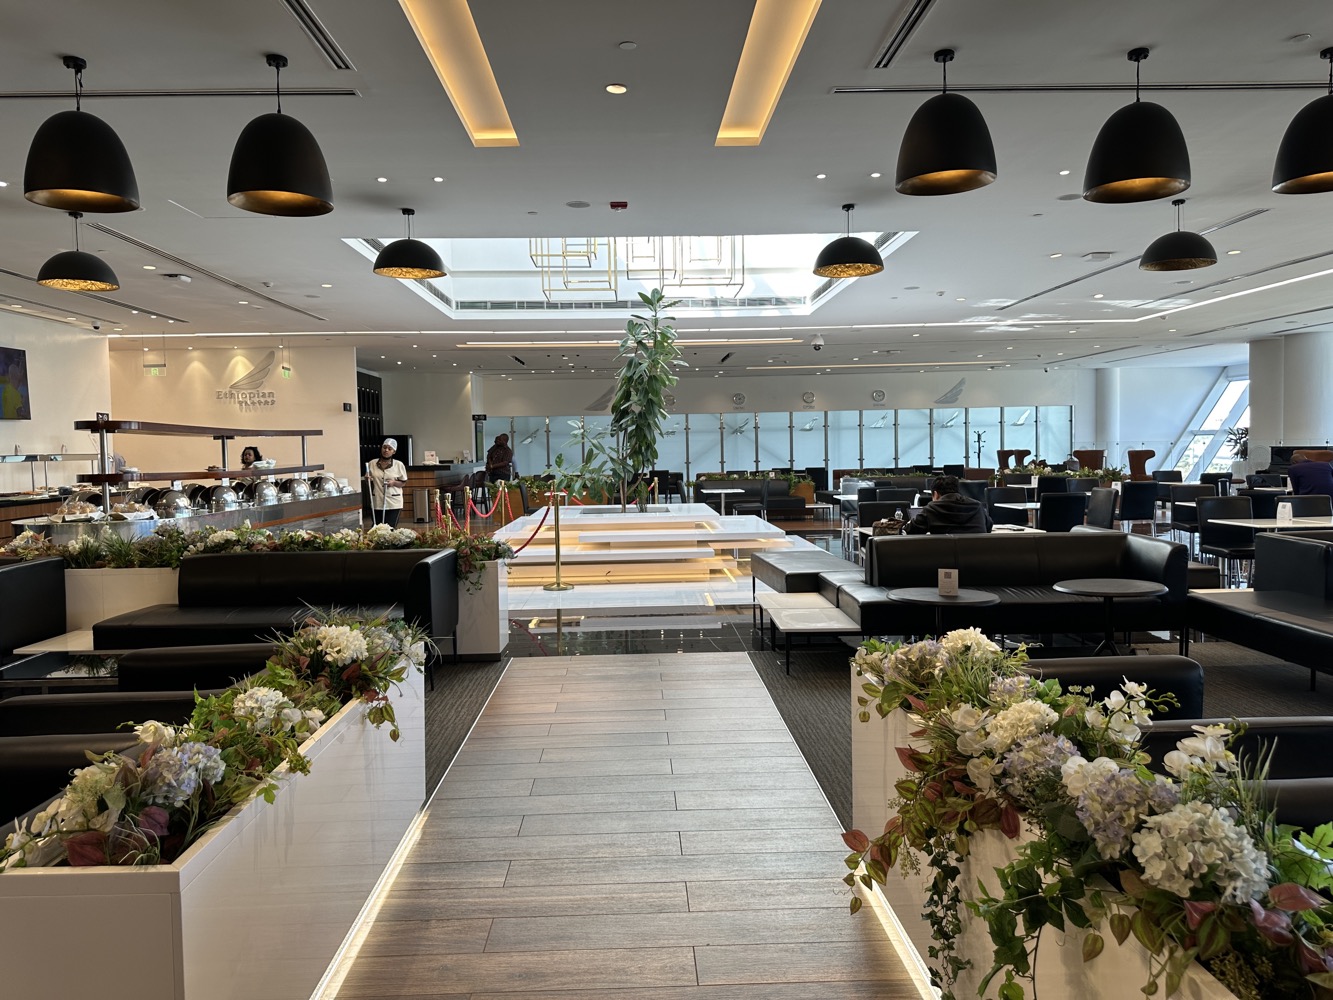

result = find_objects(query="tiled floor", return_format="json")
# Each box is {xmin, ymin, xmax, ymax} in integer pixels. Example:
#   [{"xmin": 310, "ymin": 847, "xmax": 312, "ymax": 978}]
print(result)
[{"xmin": 333, "ymin": 653, "xmax": 926, "ymax": 999}]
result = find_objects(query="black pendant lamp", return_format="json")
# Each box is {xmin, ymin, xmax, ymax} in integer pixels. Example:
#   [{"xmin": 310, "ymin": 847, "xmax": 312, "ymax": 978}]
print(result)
[
  {"xmin": 24, "ymin": 56, "xmax": 140, "ymax": 213},
  {"xmin": 1273, "ymin": 48, "xmax": 1333, "ymax": 194},
  {"xmin": 813, "ymin": 204, "xmax": 883, "ymax": 278},
  {"xmin": 896, "ymin": 49, "xmax": 996, "ymax": 196},
  {"xmin": 373, "ymin": 209, "xmax": 446, "ymax": 279},
  {"xmin": 1139, "ymin": 198, "xmax": 1216, "ymax": 271},
  {"xmin": 37, "ymin": 212, "xmax": 120, "ymax": 291},
  {"xmin": 227, "ymin": 54, "xmax": 333, "ymax": 216},
  {"xmin": 1083, "ymin": 48, "xmax": 1190, "ymax": 203}
]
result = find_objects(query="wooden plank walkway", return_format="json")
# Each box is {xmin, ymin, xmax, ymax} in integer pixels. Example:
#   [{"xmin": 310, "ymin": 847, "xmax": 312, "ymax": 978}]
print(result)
[{"xmin": 333, "ymin": 652, "xmax": 926, "ymax": 999}]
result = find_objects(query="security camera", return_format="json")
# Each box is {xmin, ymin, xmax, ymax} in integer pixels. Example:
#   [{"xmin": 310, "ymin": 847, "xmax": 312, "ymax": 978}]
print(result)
[
  {"xmin": 91, "ymin": 321, "xmax": 101, "ymax": 331},
  {"xmin": 811, "ymin": 334, "xmax": 825, "ymax": 351}
]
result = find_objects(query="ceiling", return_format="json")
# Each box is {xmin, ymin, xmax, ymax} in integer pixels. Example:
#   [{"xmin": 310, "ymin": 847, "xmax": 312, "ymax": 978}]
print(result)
[{"xmin": 2, "ymin": 0, "xmax": 1332, "ymax": 380}]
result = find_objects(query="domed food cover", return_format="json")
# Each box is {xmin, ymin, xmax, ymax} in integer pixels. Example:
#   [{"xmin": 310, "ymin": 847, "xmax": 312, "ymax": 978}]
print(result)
[
  {"xmin": 155, "ymin": 490, "xmax": 192, "ymax": 517},
  {"xmin": 251, "ymin": 480, "xmax": 280, "ymax": 505},
  {"xmin": 279, "ymin": 478, "xmax": 312, "ymax": 500},
  {"xmin": 309, "ymin": 474, "xmax": 339, "ymax": 497},
  {"xmin": 206, "ymin": 484, "xmax": 239, "ymax": 509}
]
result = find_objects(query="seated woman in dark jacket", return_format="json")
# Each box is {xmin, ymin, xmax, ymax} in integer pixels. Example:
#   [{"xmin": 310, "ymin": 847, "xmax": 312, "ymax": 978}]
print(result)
[{"xmin": 904, "ymin": 475, "xmax": 993, "ymax": 534}]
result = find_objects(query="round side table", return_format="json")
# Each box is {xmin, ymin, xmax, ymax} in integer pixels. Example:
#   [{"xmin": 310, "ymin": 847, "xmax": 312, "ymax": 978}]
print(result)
[
  {"xmin": 887, "ymin": 586, "xmax": 1000, "ymax": 637},
  {"xmin": 1052, "ymin": 577, "xmax": 1168, "ymax": 655}
]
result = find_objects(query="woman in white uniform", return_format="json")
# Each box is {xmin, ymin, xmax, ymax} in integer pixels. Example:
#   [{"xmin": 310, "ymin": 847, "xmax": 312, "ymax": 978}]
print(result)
[{"xmin": 367, "ymin": 438, "xmax": 408, "ymax": 526}]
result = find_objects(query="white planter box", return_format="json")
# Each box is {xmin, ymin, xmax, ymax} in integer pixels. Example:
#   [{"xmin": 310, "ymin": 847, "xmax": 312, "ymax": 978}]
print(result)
[
  {"xmin": 65, "ymin": 567, "xmax": 179, "ymax": 631},
  {"xmin": 456, "ymin": 559, "xmax": 508, "ymax": 658},
  {"xmin": 0, "ymin": 667, "xmax": 425, "ymax": 1000},
  {"xmin": 850, "ymin": 666, "xmax": 1232, "ymax": 999}
]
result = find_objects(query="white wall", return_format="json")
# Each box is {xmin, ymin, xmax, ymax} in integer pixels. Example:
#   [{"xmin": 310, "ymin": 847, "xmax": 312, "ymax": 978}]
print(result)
[
  {"xmin": 379, "ymin": 372, "xmax": 474, "ymax": 462},
  {"xmin": 1110, "ymin": 367, "xmax": 1222, "ymax": 468},
  {"xmin": 0, "ymin": 313, "xmax": 112, "ymax": 492},
  {"xmin": 108, "ymin": 346, "xmax": 360, "ymax": 481}
]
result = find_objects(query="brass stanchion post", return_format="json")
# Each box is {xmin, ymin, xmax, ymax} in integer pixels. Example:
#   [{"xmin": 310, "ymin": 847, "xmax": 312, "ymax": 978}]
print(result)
[{"xmin": 543, "ymin": 490, "xmax": 573, "ymax": 592}]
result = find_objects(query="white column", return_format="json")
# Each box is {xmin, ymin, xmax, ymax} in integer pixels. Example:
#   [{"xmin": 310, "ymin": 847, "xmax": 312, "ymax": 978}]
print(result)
[
  {"xmin": 1279, "ymin": 332, "xmax": 1333, "ymax": 448},
  {"xmin": 1248, "ymin": 338, "xmax": 1284, "ymax": 470},
  {"xmin": 1094, "ymin": 367, "xmax": 1121, "ymax": 463}
]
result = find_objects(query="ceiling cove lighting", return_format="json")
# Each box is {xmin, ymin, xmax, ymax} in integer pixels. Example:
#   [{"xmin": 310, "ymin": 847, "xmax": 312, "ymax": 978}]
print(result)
[
  {"xmin": 373, "ymin": 208, "xmax": 446, "ymax": 279},
  {"xmin": 895, "ymin": 49, "xmax": 996, "ymax": 195},
  {"xmin": 24, "ymin": 56, "xmax": 140, "ymax": 213},
  {"xmin": 37, "ymin": 212, "xmax": 120, "ymax": 292},
  {"xmin": 1273, "ymin": 47, "xmax": 1333, "ymax": 194},
  {"xmin": 227, "ymin": 54, "xmax": 334, "ymax": 216},
  {"xmin": 1083, "ymin": 48, "xmax": 1190, "ymax": 203},
  {"xmin": 398, "ymin": 0, "xmax": 518, "ymax": 147},
  {"xmin": 715, "ymin": 0, "xmax": 821, "ymax": 146},
  {"xmin": 1139, "ymin": 198, "xmax": 1216, "ymax": 271},
  {"xmin": 813, "ymin": 204, "xmax": 883, "ymax": 278}
]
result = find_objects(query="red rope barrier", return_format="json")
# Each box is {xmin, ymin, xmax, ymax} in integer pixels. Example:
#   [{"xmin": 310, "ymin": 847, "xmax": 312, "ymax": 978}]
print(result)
[{"xmin": 510, "ymin": 505, "xmax": 550, "ymax": 554}]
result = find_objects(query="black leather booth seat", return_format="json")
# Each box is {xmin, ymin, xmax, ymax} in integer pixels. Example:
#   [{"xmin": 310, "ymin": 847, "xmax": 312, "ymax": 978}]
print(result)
[
  {"xmin": 1187, "ymin": 532, "xmax": 1333, "ymax": 687},
  {"xmin": 0, "ymin": 732, "xmax": 137, "ymax": 826},
  {"xmin": 1022, "ymin": 655, "xmax": 1204, "ymax": 720},
  {"xmin": 116, "ymin": 642, "xmax": 276, "ymax": 691},
  {"xmin": 751, "ymin": 549, "xmax": 856, "ymax": 598},
  {"xmin": 1141, "ymin": 717, "xmax": 1333, "ymax": 828},
  {"xmin": 0, "ymin": 557, "xmax": 67, "ymax": 661},
  {"xmin": 829, "ymin": 530, "xmax": 1186, "ymax": 637},
  {"xmin": 92, "ymin": 549, "xmax": 459, "ymax": 650},
  {"xmin": 0, "ymin": 688, "xmax": 218, "ymax": 737}
]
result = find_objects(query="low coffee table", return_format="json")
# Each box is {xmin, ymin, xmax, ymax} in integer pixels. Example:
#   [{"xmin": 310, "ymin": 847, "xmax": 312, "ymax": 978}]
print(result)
[
  {"xmin": 761, "ymin": 600, "xmax": 861, "ymax": 674},
  {"xmin": 887, "ymin": 587, "xmax": 1000, "ymax": 636},
  {"xmin": 1052, "ymin": 577, "xmax": 1168, "ymax": 655},
  {"xmin": 0, "ymin": 650, "xmax": 119, "ymax": 695}
]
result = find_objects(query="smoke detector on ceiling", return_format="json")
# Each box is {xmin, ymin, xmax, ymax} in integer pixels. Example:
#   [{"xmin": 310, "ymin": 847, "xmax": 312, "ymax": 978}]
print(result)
[{"xmin": 1081, "ymin": 252, "xmax": 1113, "ymax": 262}]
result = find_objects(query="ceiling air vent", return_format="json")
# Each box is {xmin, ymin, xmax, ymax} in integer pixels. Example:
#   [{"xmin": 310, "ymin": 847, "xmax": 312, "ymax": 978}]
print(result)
[
  {"xmin": 871, "ymin": 0, "xmax": 937, "ymax": 70},
  {"xmin": 279, "ymin": 0, "xmax": 356, "ymax": 71}
]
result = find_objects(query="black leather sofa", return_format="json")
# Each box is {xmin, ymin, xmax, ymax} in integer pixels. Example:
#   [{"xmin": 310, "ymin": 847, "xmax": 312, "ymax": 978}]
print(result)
[
  {"xmin": 0, "ymin": 732, "xmax": 138, "ymax": 826},
  {"xmin": 91, "ymin": 549, "xmax": 459, "ymax": 652},
  {"xmin": 1142, "ymin": 717, "xmax": 1333, "ymax": 828},
  {"xmin": 824, "ymin": 530, "xmax": 1186, "ymax": 639},
  {"xmin": 1187, "ymin": 531, "xmax": 1333, "ymax": 688},
  {"xmin": 116, "ymin": 642, "xmax": 276, "ymax": 691},
  {"xmin": 1022, "ymin": 654, "xmax": 1204, "ymax": 719},
  {"xmin": 0, "ymin": 557, "xmax": 67, "ymax": 662},
  {"xmin": 751, "ymin": 548, "xmax": 858, "ymax": 599}
]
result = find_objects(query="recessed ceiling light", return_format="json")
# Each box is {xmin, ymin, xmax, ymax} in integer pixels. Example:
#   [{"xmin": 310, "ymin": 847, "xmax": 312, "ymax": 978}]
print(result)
[
  {"xmin": 238, "ymin": 300, "xmax": 248, "ymax": 305},
  {"xmin": 432, "ymin": 354, "xmax": 437, "ymax": 358},
  {"xmin": 142, "ymin": 265, "xmax": 156, "ymax": 270},
  {"xmin": 397, "ymin": 360, "xmax": 403, "ymax": 365},
  {"xmin": 149, "ymin": 314, "xmax": 157, "ymax": 319},
  {"xmin": 956, "ymin": 297, "xmax": 966, "ymax": 302},
  {"xmin": 143, "ymin": 347, "xmax": 148, "ymax": 352},
  {"xmin": 976, "ymin": 354, "xmax": 983, "ymax": 358},
  {"xmin": 605, "ymin": 83, "xmax": 627, "ymax": 94},
  {"xmin": 1092, "ymin": 293, "xmax": 1104, "ymax": 299},
  {"xmin": 618, "ymin": 40, "xmax": 637, "ymax": 50},
  {"xmin": 1058, "ymin": 169, "xmax": 1070, "ymax": 176},
  {"xmin": 187, "ymin": 345, "xmax": 192, "ymax": 349},
  {"xmin": 911, "ymin": 333, "xmax": 920, "ymax": 337},
  {"xmin": 433, "ymin": 176, "xmax": 444, "ymax": 182},
  {"xmin": 376, "ymin": 177, "xmax": 388, "ymax": 183},
  {"xmin": 380, "ymin": 355, "xmax": 386, "ymax": 359},
  {"xmin": 9, "ymin": 305, "xmax": 20, "ymax": 309},
  {"xmin": 1006, "ymin": 346, "xmax": 1013, "ymax": 350},
  {"xmin": 869, "ymin": 172, "xmax": 881, "ymax": 178},
  {"xmin": 1094, "ymin": 345, "xmax": 1101, "ymax": 348},
  {"xmin": 320, "ymin": 283, "xmax": 332, "ymax": 288},
  {"xmin": 1057, "ymin": 352, "xmax": 1064, "ymax": 356},
  {"xmin": 815, "ymin": 173, "xmax": 826, "ymax": 180},
  {"xmin": 167, "ymin": 319, "xmax": 174, "ymax": 324},
  {"xmin": 130, "ymin": 309, "xmax": 138, "ymax": 314},
  {"xmin": 852, "ymin": 357, "xmax": 859, "ymax": 361},
  {"xmin": 1168, "ymin": 328, "xmax": 1177, "ymax": 332},
  {"xmin": 1049, "ymin": 253, "xmax": 1062, "ymax": 258},
  {"xmin": 1227, "ymin": 249, "xmax": 1242, "ymax": 255},
  {"xmin": 0, "ymin": 181, "xmax": 8, "ymax": 188},
  {"xmin": 113, "ymin": 327, "xmax": 122, "ymax": 331}
]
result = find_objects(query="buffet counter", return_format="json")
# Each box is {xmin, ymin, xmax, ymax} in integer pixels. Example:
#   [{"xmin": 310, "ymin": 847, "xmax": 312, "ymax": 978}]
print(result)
[{"xmin": 13, "ymin": 493, "xmax": 361, "ymax": 544}]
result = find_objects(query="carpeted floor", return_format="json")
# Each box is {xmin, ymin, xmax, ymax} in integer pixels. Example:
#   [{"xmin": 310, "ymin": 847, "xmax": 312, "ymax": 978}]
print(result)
[{"xmin": 749, "ymin": 638, "xmax": 1333, "ymax": 831}]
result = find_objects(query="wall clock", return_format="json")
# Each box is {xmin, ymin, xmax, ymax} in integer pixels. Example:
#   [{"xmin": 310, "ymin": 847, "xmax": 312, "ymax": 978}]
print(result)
[
  {"xmin": 871, "ymin": 389, "xmax": 886, "ymax": 403},
  {"xmin": 802, "ymin": 391, "xmax": 816, "ymax": 405},
  {"xmin": 731, "ymin": 392, "xmax": 746, "ymax": 406}
]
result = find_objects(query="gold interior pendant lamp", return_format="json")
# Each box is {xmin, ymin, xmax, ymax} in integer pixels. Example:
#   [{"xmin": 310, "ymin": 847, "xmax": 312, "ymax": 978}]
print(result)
[
  {"xmin": 813, "ymin": 204, "xmax": 883, "ymax": 278},
  {"xmin": 36, "ymin": 212, "xmax": 120, "ymax": 292}
]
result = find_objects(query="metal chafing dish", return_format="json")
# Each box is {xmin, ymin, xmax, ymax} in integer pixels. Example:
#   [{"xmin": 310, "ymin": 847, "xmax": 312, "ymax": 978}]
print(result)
[
  {"xmin": 185, "ymin": 483, "xmax": 211, "ymax": 507},
  {"xmin": 70, "ymin": 489, "xmax": 105, "ymax": 508},
  {"xmin": 204, "ymin": 484, "xmax": 239, "ymax": 510},
  {"xmin": 279, "ymin": 478, "xmax": 311, "ymax": 501},
  {"xmin": 155, "ymin": 490, "xmax": 193, "ymax": 517},
  {"xmin": 308, "ymin": 474, "xmax": 340, "ymax": 498},
  {"xmin": 128, "ymin": 486, "xmax": 160, "ymax": 505},
  {"xmin": 248, "ymin": 480, "xmax": 280, "ymax": 505}
]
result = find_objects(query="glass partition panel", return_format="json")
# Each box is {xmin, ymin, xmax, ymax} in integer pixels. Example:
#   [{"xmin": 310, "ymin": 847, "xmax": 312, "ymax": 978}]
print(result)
[
  {"xmin": 689, "ymin": 413, "xmax": 722, "ymax": 479},
  {"xmin": 510, "ymin": 416, "xmax": 548, "ymax": 477},
  {"xmin": 723, "ymin": 413, "xmax": 757, "ymax": 473},
  {"xmin": 792, "ymin": 410, "xmax": 826, "ymax": 475},
  {"xmin": 965, "ymin": 408, "xmax": 1001, "ymax": 470},
  {"xmin": 897, "ymin": 409, "xmax": 931, "ymax": 470},
  {"xmin": 550, "ymin": 416, "xmax": 585, "ymax": 465},
  {"xmin": 932, "ymin": 408, "xmax": 966, "ymax": 468},
  {"xmin": 827, "ymin": 410, "xmax": 861, "ymax": 473},
  {"xmin": 1036, "ymin": 406, "xmax": 1072, "ymax": 465},
  {"xmin": 654, "ymin": 411, "xmax": 687, "ymax": 478},
  {"xmin": 1001, "ymin": 406, "xmax": 1037, "ymax": 467},
  {"xmin": 863, "ymin": 408, "xmax": 894, "ymax": 470},
  {"xmin": 756, "ymin": 412, "xmax": 791, "ymax": 470}
]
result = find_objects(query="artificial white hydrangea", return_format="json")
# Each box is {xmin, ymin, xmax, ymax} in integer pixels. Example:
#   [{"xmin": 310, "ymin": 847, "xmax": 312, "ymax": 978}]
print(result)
[
  {"xmin": 365, "ymin": 524, "xmax": 418, "ymax": 548},
  {"xmin": 313, "ymin": 624, "xmax": 369, "ymax": 666},
  {"xmin": 232, "ymin": 686, "xmax": 292, "ymax": 732},
  {"xmin": 1131, "ymin": 800, "xmax": 1269, "ymax": 904},
  {"xmin": 852, "ymin": 645, "xmax": 889, "ymax": 676},
  {"xmin": 939, "ymin": 627, "xmax": 1000, "ymax": 660},
  {"xmin": 1060, "ymin": 754, "xmax": 1120, "ymax": 797},
  {"xmin": 141, "ymin": 742, "xmax": 225, "ymax": 809},
  {"xmin": 985, "ymin": 699, "xmax": 1059, "ymax": 754}
]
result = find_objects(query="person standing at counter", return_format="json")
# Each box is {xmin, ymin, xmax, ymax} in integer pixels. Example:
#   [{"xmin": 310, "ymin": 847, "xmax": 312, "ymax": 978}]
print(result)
[
  {"xmin": 486, "ymin": 433, "xmax": 513, "ymax": 483},
  {"xmin": 240, "ymin": 446, "xmax": 263, "ymax": 470},
  {"xmin": 366, "ymin": 438, "xmax": 408, "ymax": 526}
]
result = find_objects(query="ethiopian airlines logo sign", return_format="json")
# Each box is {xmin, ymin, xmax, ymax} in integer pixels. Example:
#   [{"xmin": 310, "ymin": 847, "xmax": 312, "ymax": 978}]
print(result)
[{"xmin": 217, "ymin": 350, "xmax": 278, "ymax": 411}]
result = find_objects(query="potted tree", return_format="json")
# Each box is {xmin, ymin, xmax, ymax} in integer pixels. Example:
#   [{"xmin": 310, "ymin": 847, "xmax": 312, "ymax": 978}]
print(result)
[{"xmin": 1225, "ymin": 425, "xmax": 1250, "ymax": 477}]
